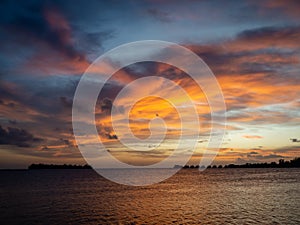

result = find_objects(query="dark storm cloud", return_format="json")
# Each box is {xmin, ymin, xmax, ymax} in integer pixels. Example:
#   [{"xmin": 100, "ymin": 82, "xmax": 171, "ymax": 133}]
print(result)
[
  {"xmin": 236, "ymin": 25, "xmax": 300, "ymax": 48},
  {"xmin": 0, "ymin": 125, "xmax": 43, "ymax": 147},
  {"xmin": 60, "ymin": 96, "xmax": 73, "ymax": 108},
  {"xmin": 0, "ymin": 76, "xmax": 79, "ymax": 115},
  {"xmin": 0, "ymin": 78, "xmax": 77, "ymax": 149},
  {"xmin": 0, "ymin": 0, "xmax": 115, "ymax": 76},
  {"xmin": 74, "ymin": 31, "xmax": 114, "ymax": 60},
  {"xmin": 0, "ymin": 1, "xmax": 84, "ymax": 60}
]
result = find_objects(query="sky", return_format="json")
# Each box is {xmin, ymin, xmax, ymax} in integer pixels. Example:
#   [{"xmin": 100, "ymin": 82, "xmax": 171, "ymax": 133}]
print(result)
[{"xmin": 0, "ymin": 0, "xmax": 299, "ymax": 169}]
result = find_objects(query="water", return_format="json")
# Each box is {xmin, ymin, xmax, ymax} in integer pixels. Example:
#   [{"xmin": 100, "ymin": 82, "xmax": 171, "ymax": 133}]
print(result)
[{"xmin": 0, "ymin": 168, "xmax": 299, "ymax": 224}]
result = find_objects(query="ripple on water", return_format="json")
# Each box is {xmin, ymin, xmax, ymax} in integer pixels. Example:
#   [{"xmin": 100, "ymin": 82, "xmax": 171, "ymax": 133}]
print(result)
[{"xmin": 0, "ymin": 168, "xmax": 299, "ymax": 224}]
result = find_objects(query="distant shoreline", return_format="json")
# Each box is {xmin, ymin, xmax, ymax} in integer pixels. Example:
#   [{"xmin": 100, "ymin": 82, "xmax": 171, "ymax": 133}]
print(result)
[
  {"xmin": 0, "ymin": 158, "xmax": 299, "ymax": 170},
  {"xmin": 180, "ymin": 157, "xmax": 300, "ymax": 169}
]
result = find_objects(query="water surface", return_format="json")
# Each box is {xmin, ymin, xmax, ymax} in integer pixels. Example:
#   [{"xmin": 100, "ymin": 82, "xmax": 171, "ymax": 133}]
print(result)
[{"xmin": 0, "ymin": 168, "xmax": 299, "ymax": 224}]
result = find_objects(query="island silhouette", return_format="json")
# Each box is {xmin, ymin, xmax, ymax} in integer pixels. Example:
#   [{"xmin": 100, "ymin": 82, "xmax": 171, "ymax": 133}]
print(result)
[{"xmin": 28, "ymin": 163, "xmax": 92, "ymax": 170}]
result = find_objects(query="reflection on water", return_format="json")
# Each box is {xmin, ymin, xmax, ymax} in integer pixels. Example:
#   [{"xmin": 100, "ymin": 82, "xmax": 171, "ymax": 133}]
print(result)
[
  {"xmin": 95, "ymin": 168, "xmax": 181, "ymax": 186},
  {"xmin": 0, "ymin": 168, "xmax": 299, "ymax": 224}
]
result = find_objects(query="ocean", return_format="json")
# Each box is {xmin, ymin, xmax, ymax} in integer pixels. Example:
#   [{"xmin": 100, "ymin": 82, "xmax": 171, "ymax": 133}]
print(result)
[{"xmin": 0, "ymin": 168, "xmax": 299, "ymax": 224}]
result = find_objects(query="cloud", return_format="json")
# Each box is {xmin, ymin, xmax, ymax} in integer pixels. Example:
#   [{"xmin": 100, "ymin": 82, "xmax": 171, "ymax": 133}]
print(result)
[
  {"xmin": 233, "ymin": 25, "xmax": 300, "ymax": 50},
  {"xmin": 0, "ymin": 125, "xmax": 43, "ymax": 147},
  {"xmin": 106, "ymin": 134, "xmax": 118, "ymax": 140},
  {"xmin": 60, "ymin": 96, "xmax": 72, "ymax": 108},
  {"xmin": 146, "ymin": 8, "xmax": 172, "ymax": 22},
  {"xmin": 8, "ymin": 120, "xmax": 17, "ymax": 125},
  {"xmin": 188, "ymin": 25, "xmax": 300, "ymax": 76},
  {"xmin": 272, "ymin": 145, "xmax": 300, "ymax": 154},
  {"xmin": 212, "ymin": 147, "xmax": 294, "ymax": 165},
  {"xmin": 184, "ymin": 26, "xmax": 300, "ymax": 130},
  {"xmin": 247, "ymin": 153, "xmax": 286, "ymax": 160},
  {"xmin": 1, "ymin": 4, "xmax": 84, "ymax": 59},
  {"xmin": 100, "ymin": 98, "xmax": 113, "ymax": 114},
  {"xmin": 91, "ymin": 26, "xmax": 300, "ymax": 145},
  {"xmin": 257, "ymin": 0, "xmax": 300, "ymax": 19},
  {"xmin": 248, "ymin": 151, "xmax": 259, "ymax": 155},
  {"xmin": 0, "ymin": 1, "xmax": 299, "ymax": 167},
  {"xmin": 243, "ymin": 135, "xmax": 263, "ymax": 139},
  {"xmin": 290, "ymin": 138, "xmax": 300, "ymax": 143},
  {"xmin": 0, "ymin": 1, "xmax": 114, "ymax": 76}
]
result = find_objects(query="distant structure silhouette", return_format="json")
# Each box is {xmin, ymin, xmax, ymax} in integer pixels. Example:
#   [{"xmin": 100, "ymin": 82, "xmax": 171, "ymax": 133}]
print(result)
[{"xmin": 181, "ymin": 157, "xmax": 300, "ymax": 169}]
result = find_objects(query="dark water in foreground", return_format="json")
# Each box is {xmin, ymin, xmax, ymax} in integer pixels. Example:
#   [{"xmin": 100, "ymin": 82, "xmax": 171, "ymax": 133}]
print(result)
[{"xmin": 0, "ymin": 168, "xmax": 299, "ymax": 225}]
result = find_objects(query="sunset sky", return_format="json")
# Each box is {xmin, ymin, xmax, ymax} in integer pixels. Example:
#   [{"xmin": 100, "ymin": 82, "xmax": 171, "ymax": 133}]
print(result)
[{"xmin": 0, "ymin": 0, "xmax": 299, "ymax": 168}]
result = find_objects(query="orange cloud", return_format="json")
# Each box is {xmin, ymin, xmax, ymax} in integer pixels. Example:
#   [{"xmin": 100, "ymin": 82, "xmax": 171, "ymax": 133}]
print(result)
[{"xmin": 243, "ymin": 135, "xmax": 263, "ymax": 139}]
